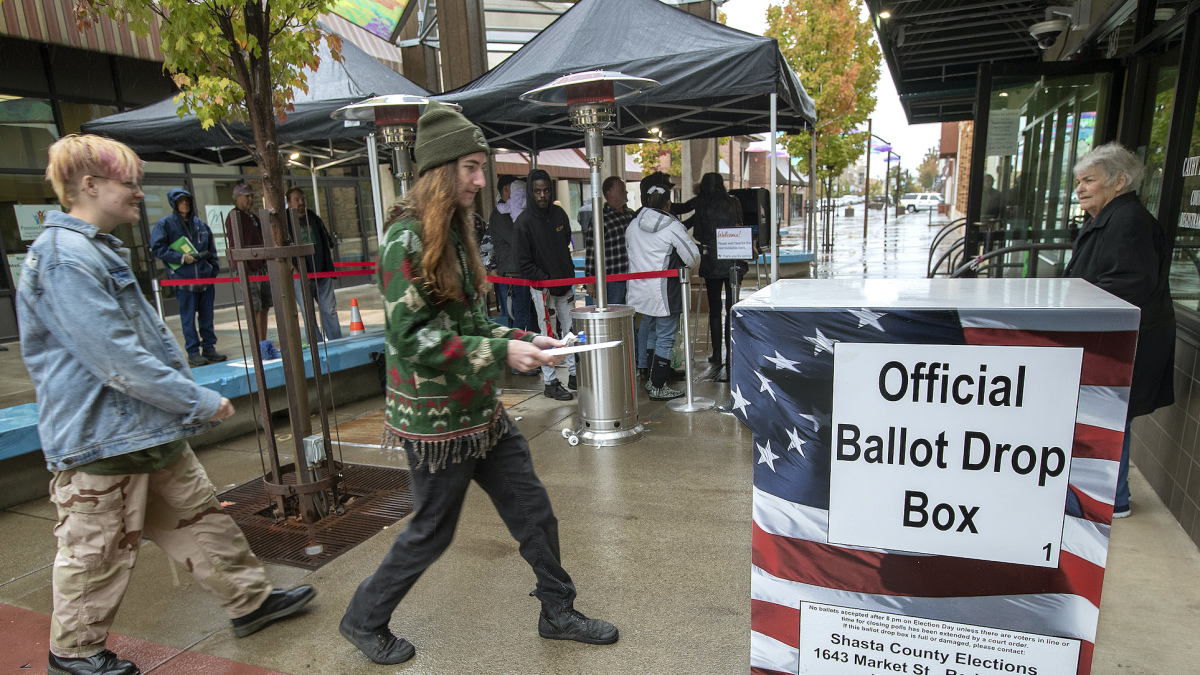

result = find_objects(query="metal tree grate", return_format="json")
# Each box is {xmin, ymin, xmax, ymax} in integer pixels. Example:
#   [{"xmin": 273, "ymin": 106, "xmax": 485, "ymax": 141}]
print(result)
[{"xmin": 217, "ymin": 463, "xmax": 412, "ymax": 570}]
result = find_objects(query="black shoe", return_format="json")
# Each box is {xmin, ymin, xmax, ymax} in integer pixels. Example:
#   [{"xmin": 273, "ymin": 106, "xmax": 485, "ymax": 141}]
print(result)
[
  {"xmin": 202, "ymin": 349, "xmax": 227, "ymax": 363},
  {"xmin": 567, "ymin": 374, "xmax": 578, "ymax": 391},
  {"xmin": 187, "ymin": 353, "xmax": 208, "ymax": 368},
  {"xmin": 708, "ymin": 353, "xmax": 723, "ymax": 365},
  {"xmin": 230, "ymin": 585, "xmax": 316, "ymax": 638},
  {"xmin": 512, "ymin": 366, "xmax": 540, "ymax": 376},
  {"xmin": 544, "ymin": 380, "xmax": 574, "ymax": 401},
  {"xmin": 538, "ymin": 605, "xmax": 619, "ymax": 645},
  {"xmin": 638, "ymin": 367, "xmax": 649, "ymax": 380},
  {"xmin": 339, "ymin": 615, "xmax": 415, "ymax": 665},
  {"xmin": 48, "ymin": 650, "xmax": 139, "ymax": 675},
  {"xmin": 668, "ymin": 367, "xmax": 687, "ymax": 381}
]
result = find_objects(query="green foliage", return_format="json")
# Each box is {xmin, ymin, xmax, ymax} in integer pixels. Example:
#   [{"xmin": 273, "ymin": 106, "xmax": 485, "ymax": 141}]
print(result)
[
  {"xmin": 79, "ymin": 0, "xmax": 340, "ymax": 132},
  {"xmin": 918, "ymin": 144, "xmax": 940, "ymax": 189},
  {"xmin": 766, "ymin": 0, "xmax": 881, "ymax": 182},
  {"xmin": 634, "ymin": 141, "xmax": 681, "ymax": 176}
]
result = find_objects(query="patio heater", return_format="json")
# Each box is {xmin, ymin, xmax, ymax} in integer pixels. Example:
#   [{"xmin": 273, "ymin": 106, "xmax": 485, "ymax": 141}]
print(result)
[
  {"xmin": 521, "ymin": 71, "xmax": 657, "ymax": 446},
  {"xmin": 332, "ymin": 95, "xmax": 447, "ymax": 197}
]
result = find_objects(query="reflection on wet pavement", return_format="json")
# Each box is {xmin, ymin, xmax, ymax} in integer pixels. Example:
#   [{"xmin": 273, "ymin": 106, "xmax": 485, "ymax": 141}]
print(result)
[{"xmin": 784, "ymin": 208, "xmax": 954, "ymax": 280}]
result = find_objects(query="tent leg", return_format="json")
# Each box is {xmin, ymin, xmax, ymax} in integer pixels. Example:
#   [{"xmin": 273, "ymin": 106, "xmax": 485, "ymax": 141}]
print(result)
[
  {"xmin": 367, "ymin": 133, "xmax": 386, "ymax": 254},
  {"xmin": 769, "ymin": 93, "xmax": 778, "ymax": 284},
  {"xmin": 309, "ymin": 160, "xmax": 321, "ymax": 216}
]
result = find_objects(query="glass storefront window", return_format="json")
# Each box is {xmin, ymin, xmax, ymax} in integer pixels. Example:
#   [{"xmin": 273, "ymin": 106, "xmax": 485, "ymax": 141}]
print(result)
[
  {"xmin": 981, "ymin": 72, "xmax": 1110, "ymax": 277},
  {"xmin": 0, "ymin": 174, "xmax": 61, "ymax": 292},
  {"xmin": 1139, "ymin": 53, "xmax": 1180, "ymax": 217},
  {"xmin": 1170, "ymin": 85, "xmax": 1200, "ymax": 314},
  {"xmin": 59, "ymin": 101, "xmax": 118, "ymax": 134},
  {"xmin": 0, "ymin": 97, "xmax": 58, "ymax": 170}
]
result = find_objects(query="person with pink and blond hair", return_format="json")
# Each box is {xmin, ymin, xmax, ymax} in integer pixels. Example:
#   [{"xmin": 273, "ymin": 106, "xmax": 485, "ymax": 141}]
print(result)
[{"xmin": 18, "ymin": 134, "xmax": 314, "ymax": 675}]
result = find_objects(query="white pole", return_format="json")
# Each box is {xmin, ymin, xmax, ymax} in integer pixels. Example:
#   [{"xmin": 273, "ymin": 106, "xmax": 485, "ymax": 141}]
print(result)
[
  {"xmin": 666, "ymin": 268, "xmax": 714, "ymax": 413},
  {"xmin": 366, "ymin": 133, "xmax": 386, "ymax": 250},
  {"xmin": 769, "ymin": 93, "xmax": 778, "ymax": 283},
  {"xmin": 152, "ymin": 278, "xmax": 165, "ymax": 321},
  {"xmin": 309, "ymin": 160, "xmax": 321, "ymax": 215}
]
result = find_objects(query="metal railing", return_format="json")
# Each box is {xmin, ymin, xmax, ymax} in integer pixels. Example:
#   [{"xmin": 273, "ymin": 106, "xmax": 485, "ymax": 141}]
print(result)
[{"xmin": 949, "ymin": 242, "xmax": 1075, "ymax": 278}]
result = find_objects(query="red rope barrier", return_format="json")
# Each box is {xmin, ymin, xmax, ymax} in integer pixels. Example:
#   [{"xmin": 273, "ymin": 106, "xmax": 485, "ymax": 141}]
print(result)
[
  {"xmin": 486, "ymin": 269, "xmax": 678, "ymax": 287},
  {"xmin": 159, "ymin": 268, "xmax": 376, "ymax": 287}
]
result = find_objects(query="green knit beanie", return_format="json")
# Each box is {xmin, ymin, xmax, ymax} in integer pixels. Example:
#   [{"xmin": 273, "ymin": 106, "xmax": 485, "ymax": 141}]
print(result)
[{"xmin": 415, "ymin": 101, "xmax": 490, "ymax": 176}]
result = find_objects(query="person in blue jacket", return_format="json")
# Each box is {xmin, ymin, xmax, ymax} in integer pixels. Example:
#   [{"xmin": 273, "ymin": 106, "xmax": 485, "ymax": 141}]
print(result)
[{"xmin": 150, "ymin": 189, "xmax": 226, "ymax": 367}]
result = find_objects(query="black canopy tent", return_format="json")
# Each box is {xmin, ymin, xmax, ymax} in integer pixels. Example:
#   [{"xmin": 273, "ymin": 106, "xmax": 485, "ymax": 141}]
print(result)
[
  {"xmin": 81, "ymin": 25, "xmax": 430, "ymax": 164},
  {"xmin": 435, "ymin": 0, "xmax": 816, "ymax": 152}
]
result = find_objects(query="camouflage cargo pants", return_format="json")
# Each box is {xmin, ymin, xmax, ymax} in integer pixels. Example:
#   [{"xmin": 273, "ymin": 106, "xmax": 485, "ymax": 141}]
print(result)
[{"xmin": 48, "ymin": 445, "xmax": 272, "ymax": 658}]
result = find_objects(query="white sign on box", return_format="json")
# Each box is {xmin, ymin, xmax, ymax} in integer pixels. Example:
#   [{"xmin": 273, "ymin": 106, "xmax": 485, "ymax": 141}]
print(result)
[
  {"xmin": 715, "ymin": 227, "xmax": 754, "ymax": 259},
  {"xmin": 829, "ymin": 343, "xmax": 1083, "ymax": 568},
  {"xmin": 797, "ymin": 602, "xmax": 1081, "ymax": 675}
]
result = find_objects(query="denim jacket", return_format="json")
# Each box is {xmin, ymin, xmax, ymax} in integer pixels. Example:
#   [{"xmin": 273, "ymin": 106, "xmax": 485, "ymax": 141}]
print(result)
[{"xmin": 17, "ymin": 211, "xmax": 222, "ymax": 471}]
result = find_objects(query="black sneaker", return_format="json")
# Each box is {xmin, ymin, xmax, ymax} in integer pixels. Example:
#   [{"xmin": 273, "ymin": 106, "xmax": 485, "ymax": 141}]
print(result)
[
  {"xmin": 230, "ymin": 585, "xmax": 316, "ymax": 637},
  {"xmin": 544, "ymin": 380, "xmax": 574, "ymax": 401},
  {"xmin": 338, "ymin": 615, "xmax": 415, "ymax": 665},
  {"xmin": 567, "ymin": 374, "xmax": 578, "ymax": 391},
  {"xmin": 187, "ymin": 353, "xmax": 208, "ymax": 368},
  {"xmin": 202, "ymin": 349, "xmax": 227, "ymax": 363},
  {"xmin": 538, "ymin": 605, "xmax": 618, "ymax": 645},
  {"xmin": 47, "ymin": 650, "xmax": 139, "ymax": 675},
  {"xmin": 512, "ymin": 366, "xmax": 540, "ymax": 376}
]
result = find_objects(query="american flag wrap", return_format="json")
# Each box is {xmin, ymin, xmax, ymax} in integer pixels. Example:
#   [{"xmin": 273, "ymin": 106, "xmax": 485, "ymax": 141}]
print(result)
[{"xmin": 731, "ymin": 279, "xmax": 1138, "ymax": 675}]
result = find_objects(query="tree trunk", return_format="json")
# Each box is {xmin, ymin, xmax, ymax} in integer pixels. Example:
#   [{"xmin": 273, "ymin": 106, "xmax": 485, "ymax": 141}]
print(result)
[{"xmin": 240, "ymin": 5, "xmax": 313, "ymax": 453}]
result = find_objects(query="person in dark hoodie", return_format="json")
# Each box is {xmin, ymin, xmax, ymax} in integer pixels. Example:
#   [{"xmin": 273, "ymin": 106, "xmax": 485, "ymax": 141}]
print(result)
[
  {"xmin": 150, "ymin": 188, "xmax": 226, "ymax": 367},
  {"xmin": 513, "ymin": 169, "xmax": 577, "ymax": 401}
]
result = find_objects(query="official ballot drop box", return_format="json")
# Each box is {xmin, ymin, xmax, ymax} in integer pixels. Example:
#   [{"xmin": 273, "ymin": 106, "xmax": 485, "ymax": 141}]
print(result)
[{"xmin": 732, "ymin": 278, "xmax": 1138, "ymax": 675}]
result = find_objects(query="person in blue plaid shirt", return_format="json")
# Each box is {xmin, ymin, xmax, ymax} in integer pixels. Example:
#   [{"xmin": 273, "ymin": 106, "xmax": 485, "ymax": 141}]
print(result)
[{"xmin": 582, "ymin": 176, "xmax": 634, "ymax": 305}]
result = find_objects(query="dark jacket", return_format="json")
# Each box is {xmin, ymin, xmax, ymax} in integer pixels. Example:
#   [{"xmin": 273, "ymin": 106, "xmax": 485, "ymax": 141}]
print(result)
[
  {"xmin": 149, "ymin": 188, "xmax": 219, "ymax": 281},
  {"xmin": 513, "ymin": 203, "xmax": 575, "ymax": 296},
  {"xmin": 290, "ymin": 208, "xmax": 335, "ymax": 275},
  {"xmin": 487, "ymin": 207, "xmax": 516, "ymax": 276},
  {"xmin": 226, "ymin": 207, "xmax": 267, "ymax": 273},
  {"xmin": 489, "ymin": 207, "xmax": 518, "ymax": 276},
  {"xmin": 689, "ymin": 193, "xmax": 748, "ymax": 279},
  {"xmin": 1064, "ymin": 191, "xmax": 1174, "ymax": 417}
]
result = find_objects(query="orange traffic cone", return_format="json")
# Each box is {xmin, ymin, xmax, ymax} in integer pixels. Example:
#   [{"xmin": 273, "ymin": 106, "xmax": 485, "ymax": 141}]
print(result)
[{"xmin": 349, "ymin": 298, "xmax": 366, "ymax": 335}]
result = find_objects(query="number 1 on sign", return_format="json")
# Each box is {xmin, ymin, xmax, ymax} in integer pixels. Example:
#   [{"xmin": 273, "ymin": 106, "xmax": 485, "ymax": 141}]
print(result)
[{"xmin": 1043, "ymin": 543, "xmax": 1052, "ymax": 561}]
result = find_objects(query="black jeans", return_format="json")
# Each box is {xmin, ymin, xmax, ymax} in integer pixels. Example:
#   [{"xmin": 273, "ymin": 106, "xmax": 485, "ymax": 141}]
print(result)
[
  {"xmin": 704, "ymin": 277, "xmax": 733, "ymax": 356},
  {"xmin": 342, "ymin": 424, "xmax": 576, "ymax": 632}
]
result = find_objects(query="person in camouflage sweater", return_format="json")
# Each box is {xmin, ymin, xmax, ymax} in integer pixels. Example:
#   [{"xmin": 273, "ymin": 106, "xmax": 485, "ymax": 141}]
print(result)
[{"xmin": 339, "ymin": 102, "xmax": 619, "ymax": 666}]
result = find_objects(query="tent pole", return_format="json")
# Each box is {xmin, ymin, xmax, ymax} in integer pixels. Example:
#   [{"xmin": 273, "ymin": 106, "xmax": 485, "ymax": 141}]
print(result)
[
  {"xmin": 769, "ymin": 93, "xmax": 778, "ymax": 284},
  {"xmin": 309, "ymin": 160, "xmax": 321, "ymax": 216},
  {"xmin": 367, "ymin": 133, "xmax": 386, "ymax": 252}
]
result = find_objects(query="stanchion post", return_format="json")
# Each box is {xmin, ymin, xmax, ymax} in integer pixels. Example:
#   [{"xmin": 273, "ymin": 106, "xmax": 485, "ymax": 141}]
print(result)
[
  {"xmin": 667, "ymin": 268, "xmax": 714, "ymax": 413},
  {"xmin": 152, "ymin": 277, "xmax": 165, "ymax": 321}
]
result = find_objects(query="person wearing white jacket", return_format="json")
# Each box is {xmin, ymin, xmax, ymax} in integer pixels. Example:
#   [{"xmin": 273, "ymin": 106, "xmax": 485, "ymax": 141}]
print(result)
[{"xmin": 625, "ymin": 172, "xmax": 700, "ymax": 400}]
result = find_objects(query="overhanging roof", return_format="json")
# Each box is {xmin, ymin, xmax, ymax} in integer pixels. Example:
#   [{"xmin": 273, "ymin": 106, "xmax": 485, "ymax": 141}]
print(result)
[{"xmin": 865, "ymin": 1, "xmax": 1049, "ymax": 124}]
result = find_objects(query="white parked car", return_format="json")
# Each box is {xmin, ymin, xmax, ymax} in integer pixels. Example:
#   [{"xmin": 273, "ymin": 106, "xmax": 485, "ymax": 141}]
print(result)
[{"xmin": 899, "ymin": 193, "xmax": 943, "ymax": 213}]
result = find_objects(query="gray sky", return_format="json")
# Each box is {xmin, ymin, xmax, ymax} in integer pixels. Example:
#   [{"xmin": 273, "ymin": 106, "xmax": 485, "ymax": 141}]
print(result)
[{"xmin": 720, "ymin": 0, "xmax": 941, "ymax": 177}]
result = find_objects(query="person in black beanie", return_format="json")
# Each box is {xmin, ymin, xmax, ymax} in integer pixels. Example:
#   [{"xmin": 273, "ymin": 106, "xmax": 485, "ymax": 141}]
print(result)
[{"xmin": 513, "ymin": 169, "xmax": 578, "ymax": 400}]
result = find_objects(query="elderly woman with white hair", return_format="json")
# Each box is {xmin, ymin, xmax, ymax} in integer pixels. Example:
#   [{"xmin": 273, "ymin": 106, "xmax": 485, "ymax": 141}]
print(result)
[{"xmin": 1065, "ymin": 141, "xmax": 1175, "ymax": 519}]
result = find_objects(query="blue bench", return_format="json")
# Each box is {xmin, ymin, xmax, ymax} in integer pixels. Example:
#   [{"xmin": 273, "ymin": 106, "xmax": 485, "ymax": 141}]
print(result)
[{"xmin": 0, "ymin": 331, "xmax": 386, "ymax": 462}]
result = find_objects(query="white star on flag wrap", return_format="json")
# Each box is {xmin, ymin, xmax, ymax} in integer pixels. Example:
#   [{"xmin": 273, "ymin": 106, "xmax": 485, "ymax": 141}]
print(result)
[{"xmin": 848, "ymin": 307, "xmax": 888, "ymax": 331}]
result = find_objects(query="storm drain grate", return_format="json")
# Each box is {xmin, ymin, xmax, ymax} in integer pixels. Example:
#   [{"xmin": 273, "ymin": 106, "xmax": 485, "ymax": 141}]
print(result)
[{"xmin": 217, "ymin": 463, "xmax": 412, "ymax": 570}]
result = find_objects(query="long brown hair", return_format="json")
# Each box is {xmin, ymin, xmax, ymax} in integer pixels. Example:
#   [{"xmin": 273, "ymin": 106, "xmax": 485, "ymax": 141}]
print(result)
[{"xmin": 392, "ymin": 162, "xmax": 489, "ymax": 304}]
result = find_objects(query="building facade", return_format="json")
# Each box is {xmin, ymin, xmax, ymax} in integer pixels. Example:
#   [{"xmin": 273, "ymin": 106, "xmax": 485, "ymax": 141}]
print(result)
[{"xmin": 868, "ymin": 0, "xmax": 1200, "ymax": 546}]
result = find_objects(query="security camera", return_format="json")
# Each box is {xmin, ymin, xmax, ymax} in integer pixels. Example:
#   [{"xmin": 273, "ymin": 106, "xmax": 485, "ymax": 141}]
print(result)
[{"xmin": 1030, "ymin": 19, "xmax": 1069, "ymax": 49}]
